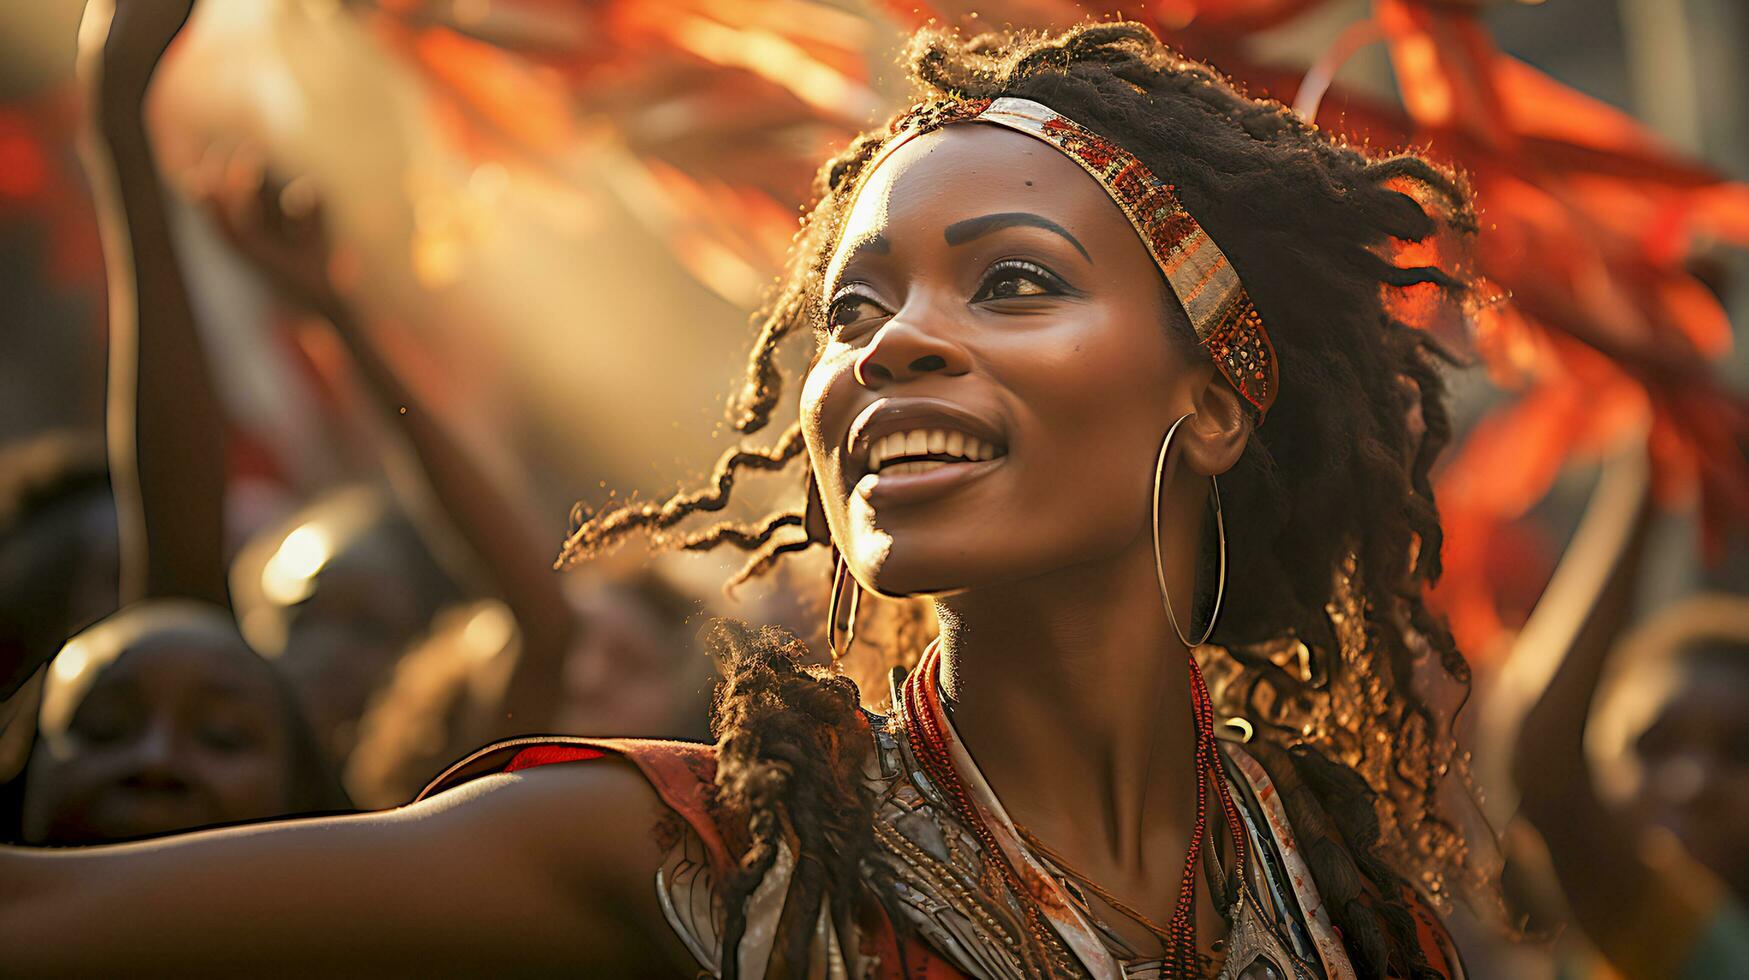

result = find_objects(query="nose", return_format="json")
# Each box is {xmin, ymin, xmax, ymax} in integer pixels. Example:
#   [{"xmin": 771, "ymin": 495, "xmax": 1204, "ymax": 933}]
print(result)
[
  {"xmin": 853, "ymin": 308, "xmax": 971, "ymax": 388},
  {"xmin": 127, "ymin": 718, "xmax": 179, "ymax": 771},
  {"xmin": 112, "ymin": 719, "xmax": 191, "ymax": 791}
]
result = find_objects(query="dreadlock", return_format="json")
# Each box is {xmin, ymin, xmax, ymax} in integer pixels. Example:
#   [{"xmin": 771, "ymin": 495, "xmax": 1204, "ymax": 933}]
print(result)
[{"xmin": 562, "ymin": 21, "xmax": 1484, "ymax": 975}]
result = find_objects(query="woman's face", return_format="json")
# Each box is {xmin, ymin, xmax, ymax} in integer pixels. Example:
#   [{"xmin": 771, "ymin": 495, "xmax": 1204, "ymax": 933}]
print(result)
[
  {"xmin": 802, "ymin": 125, "xmax": 1205, "ymax": 596},
  {"xmin": 23, "ymin": 632, "xmax": 297, "ymax": 844}
]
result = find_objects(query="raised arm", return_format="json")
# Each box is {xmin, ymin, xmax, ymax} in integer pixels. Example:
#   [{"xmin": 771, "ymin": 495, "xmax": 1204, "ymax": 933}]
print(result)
[
  {"xmin": 79, "ymin": 0, "xmax": 227, "ymax": 607},
  {"xmin": 0, "ymin": 758, "xmax": 689, "ymax": 976},
  {"xmin": 1507, "ymin": 448, "xmax": 1729, "ymax": 978},
  {"xmin": 202, "ymin": 169, "xmax": 575, "ymax": 730}
]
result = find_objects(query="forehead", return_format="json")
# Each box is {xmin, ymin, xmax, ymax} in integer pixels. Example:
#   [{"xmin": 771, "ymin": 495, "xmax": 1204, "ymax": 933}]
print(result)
[
  {"xmin": 41, "ymin": 633, "xmax": 275, "ymax": 735},
  {"xmin": 77, "ymin": 636, "xmax": 269, "ymax": 699},
  {"xmin": 828, "ymin": 125, "xmax": 1128, "ymax": 275}
]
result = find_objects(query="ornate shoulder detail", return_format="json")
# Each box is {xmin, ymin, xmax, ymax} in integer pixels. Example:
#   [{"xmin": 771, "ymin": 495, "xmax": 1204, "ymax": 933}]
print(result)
[{"xmin": 1218, "ymin": 741, "xmax": 1356, "ymax": 980}]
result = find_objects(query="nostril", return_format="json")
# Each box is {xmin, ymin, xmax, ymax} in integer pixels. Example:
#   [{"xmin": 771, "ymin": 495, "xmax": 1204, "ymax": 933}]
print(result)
[
  {"xmin": 910, "ymin": 354, "xmax": 947, "ymax": 373},
  {"xmin": 855, "ymin": 359, "xmax": 893, "ymax": 386}
]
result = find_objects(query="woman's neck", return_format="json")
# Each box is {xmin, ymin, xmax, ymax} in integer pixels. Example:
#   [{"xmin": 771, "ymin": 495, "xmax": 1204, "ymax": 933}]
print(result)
[{"xmin": 931, "ymin": 529, "xmax": 1201, "ymax": 877}]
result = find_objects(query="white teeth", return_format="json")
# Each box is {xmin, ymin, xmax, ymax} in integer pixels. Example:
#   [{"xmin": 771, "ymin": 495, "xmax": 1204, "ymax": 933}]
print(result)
[
  {"xmin": 867, "ymin": 427, "xmax": 1003, "ymax": 473},
  {"xmin": 884, "ymin": 459, "xmax": 948, "ymax": 476}
]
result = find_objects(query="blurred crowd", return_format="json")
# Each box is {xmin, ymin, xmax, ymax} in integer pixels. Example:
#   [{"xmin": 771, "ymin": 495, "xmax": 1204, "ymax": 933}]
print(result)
[
  {"xmin": 0, "ymin": 430, "xmax": 724, "ymax": 837},
  {"xmin": 2, "ymin": 1, "xmax": 1748, "ymax": 978}
]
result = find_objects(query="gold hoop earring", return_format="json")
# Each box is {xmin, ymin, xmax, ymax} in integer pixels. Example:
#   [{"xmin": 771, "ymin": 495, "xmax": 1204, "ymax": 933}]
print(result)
[
  {"xmin": 1152, "ymin": 412, "xmax": 1227, "ymax": 648},
  {"xmin": 827, "ymin": 547, "xmax": 862, "ymax": 661}
]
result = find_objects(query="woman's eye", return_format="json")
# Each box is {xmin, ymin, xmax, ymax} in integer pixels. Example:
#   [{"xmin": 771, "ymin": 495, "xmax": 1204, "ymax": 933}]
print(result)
[
  {"xmin": 974, "ymin": 260, "xmax": 1066, "ymax": 303},
  {"xmin": 827, "ymin": 291, "xmax": 887, "ymax": 333}
]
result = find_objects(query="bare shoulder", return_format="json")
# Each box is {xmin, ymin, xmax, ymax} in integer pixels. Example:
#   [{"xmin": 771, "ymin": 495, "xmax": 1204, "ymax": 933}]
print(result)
[{"xmin": 411, "ymin": 754, "xmax": 699, "ymax": 974}]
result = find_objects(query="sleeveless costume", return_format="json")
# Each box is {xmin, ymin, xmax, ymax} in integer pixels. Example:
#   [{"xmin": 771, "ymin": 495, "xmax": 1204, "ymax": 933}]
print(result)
[
  {"xmin": 417, "ymin": 653, "xmax": 1464, "ymax": 979},
  {"xmin": 421, "ymin": 92, "xmax": 1462, "ymax": 978}
]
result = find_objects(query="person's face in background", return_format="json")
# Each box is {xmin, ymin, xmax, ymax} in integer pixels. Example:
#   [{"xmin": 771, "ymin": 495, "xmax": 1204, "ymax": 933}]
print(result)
[
  {"xmin": 22, "ymin": 610, "xmax": 300, "ymax": 844},
  {"xmin": 553, "ymin": 584, "xmax": 708, "ymax": 740},
  {"xmin": 271, "ymin": 536, "xmax": 432, "ymax": 761},
  {"xmin": 1625, "ymin": 646, "xmax": 1749, "ymax": 897},
  {"xmin": 232, "ymin": 491, "xmax": 454, "ymax": 764}
]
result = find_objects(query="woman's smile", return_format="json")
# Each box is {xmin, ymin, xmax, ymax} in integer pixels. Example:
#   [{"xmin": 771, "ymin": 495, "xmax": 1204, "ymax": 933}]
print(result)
[{"xmin": 847, "ymin": 396, "xmax": 1009, "ymax": 506}]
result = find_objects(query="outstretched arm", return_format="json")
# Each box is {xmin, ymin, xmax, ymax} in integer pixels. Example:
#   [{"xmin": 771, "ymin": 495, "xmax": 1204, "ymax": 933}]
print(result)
[
  {"xmin": 0, "ymin": 759, "xmax": 689, "ymax": 976},
  {"xmin": 79, "ymin": 0, "xmax": 227, "ymax": 607},
  {"xmin": 204, "ymin": 170, "xmax": 575, "ymax": 730}
]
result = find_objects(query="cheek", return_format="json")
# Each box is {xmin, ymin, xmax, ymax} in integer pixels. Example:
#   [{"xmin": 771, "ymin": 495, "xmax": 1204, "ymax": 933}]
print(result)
[
  {"xmin": 800, "ymin": 351, "xmax": 857, "ymax": 494},
  {"xmin": 1001, "ymin": 311, "xmax": 1178, "ymax": 518}
]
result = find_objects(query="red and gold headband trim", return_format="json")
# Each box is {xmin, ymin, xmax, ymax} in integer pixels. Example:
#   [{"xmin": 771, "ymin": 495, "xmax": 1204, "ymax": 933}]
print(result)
[{"xmin": 875, "ymin": 96, "xmax": 1279, "ymax": 418}]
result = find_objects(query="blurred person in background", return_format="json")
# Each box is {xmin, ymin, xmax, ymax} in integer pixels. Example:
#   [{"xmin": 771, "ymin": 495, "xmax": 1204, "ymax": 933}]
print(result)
[
  {"xmin": 1592, "ymin": 595, "xmax": 1749, "ymax": 906},
  {"xmin": 189, "ymin": 99, "xmax": 738, "ymax": 793},
  {"xmin": 47, "ymin": 0, "xmax": 601, "ymax": 786},
  {"xmin": 551, "ymin": 570, "xmax": 712, "ymax": 741},
  {"xmin": 0, "ymin": 432, "xmax": 118, "ymax": 834},
  {"xmin": 0, "ymin": 433, "xmax": 117, "ymax": 687},
  {"xmin": 344, "ymin": 568, "xmax": 713, "ymax": 808},
  {"xmin": 0, "ymin": 0, "xmax": 359, "ymax": 842},
  {"xmin": 19, "ymin": 600, "xmax": 345, "ymax": 844},
  {"xmin": 1512, "ymin": 452, "xmax": 1749, "ymax": 979},
  {"xmin": 0, "ymin": 0, "xmax": 406, "ymax": 852},
  {"xmin": 231, "ymin": 486, "xmax": 463, "ymax": 766}
]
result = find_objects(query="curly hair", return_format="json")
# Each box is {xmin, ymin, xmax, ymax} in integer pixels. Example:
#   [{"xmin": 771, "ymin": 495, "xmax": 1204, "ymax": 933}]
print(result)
[{"xmin": 562, "ymin": 21, "xmax": 1483, "ymax": 976}]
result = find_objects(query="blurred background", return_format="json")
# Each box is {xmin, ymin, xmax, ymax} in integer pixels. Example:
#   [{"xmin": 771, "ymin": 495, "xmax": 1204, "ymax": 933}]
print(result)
[{"xmin": 1, "ymin": 1, "xmax": 1746, "ymax": 977}]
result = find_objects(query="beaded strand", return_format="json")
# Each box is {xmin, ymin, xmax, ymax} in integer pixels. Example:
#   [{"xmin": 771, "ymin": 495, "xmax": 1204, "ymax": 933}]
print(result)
[{"xmin": 901, "ymin": 647, "xmax": 1249, "ymax": 977}]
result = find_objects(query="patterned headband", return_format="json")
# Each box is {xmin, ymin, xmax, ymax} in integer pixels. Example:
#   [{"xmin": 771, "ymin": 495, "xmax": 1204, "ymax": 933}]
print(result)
[{"xmin": 869, "ymin": 96, "xmax": 1278, "ymax": 418}]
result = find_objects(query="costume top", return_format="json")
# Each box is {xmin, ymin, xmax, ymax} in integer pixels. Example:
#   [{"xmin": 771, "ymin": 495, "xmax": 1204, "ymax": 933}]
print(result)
[{"xmin": 419, "ymin": 661, "xmax": 1462, "ymax": 979}]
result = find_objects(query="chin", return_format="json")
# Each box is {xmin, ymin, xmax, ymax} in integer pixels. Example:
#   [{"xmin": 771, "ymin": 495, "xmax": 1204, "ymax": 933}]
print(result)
[{"xmin": 851, "ymin": 537, "xmax": 989, "ymax": 599}]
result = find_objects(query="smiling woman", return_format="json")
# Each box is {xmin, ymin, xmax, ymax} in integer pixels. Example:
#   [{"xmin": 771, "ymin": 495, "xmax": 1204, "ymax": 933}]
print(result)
[
  {"xmin": 2, "ymin": 13, "xmax": 1480, "ymax": 980},
  {"xmin": 548, "ymin": 21, "xmax": 1480, "ymax": 979}
]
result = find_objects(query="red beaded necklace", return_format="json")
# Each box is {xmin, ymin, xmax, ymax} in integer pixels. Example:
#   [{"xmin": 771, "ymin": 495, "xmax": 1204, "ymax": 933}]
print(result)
[{"xmin": 900, "ymin": 643, "xmax": 1249, "ymax": 976}]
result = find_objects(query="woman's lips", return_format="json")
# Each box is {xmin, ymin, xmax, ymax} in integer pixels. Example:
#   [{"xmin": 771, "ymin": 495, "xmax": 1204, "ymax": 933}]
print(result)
[
  {"xmin": 846, "ymin": 397, "xmax": 1008, "ymax": 482},
  {"xmin": 854, "ymin": 455, "xmax": 1004, "ymax": 507}
]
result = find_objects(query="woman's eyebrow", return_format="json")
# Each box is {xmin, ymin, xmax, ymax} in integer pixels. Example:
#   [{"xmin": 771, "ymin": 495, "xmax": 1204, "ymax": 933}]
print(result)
[
  {"xmin": 824, "ymin": 232, "xmax": 889, "ymax": 298},
  {"xmin": 837, "ymin": 232, "xmax": 890, "ymax": 264},
  {"xmin": 943, "ymin": 212, "xmax": 1090, "ymax": 261}
]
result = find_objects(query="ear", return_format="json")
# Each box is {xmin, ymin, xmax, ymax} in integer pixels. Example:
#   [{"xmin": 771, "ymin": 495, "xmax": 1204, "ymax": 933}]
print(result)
[
  {"xmin": 1178, "ymin": 369, "xmax": 1252, "ymax": 478},
  {"xmin": 803, "ymin": 467, "xmax": 833, "ymax": 546}
]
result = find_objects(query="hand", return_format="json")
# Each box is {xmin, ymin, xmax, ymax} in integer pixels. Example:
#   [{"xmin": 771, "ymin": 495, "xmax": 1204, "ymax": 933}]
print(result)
[
  {"xmin": 1508, "ymin": 441, "xmax": 1654, "ymax": 824},
  {"xmin": 193, "ymin": 146, "xmax": 355, "ymax": 315},
  {"xmin": 76, "ymin": 0, "xmax": 198, "ymax": 118}
]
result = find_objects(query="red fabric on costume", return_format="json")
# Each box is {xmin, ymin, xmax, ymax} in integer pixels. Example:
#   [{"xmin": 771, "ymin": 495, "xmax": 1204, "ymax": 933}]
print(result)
[
  {"xmin": 504, "ymin": 744, "xmax": 605, "ymax": 772},
  {"xmin": 419, "ymin": 736, "xmax": 737, "ymax": 873}
]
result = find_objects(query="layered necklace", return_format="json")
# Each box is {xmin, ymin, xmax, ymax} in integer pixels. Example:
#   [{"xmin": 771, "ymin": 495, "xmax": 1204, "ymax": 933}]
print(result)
[{"xmin": 898, "ymin": 642, "xmax": 1251, "ymax": 977}]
